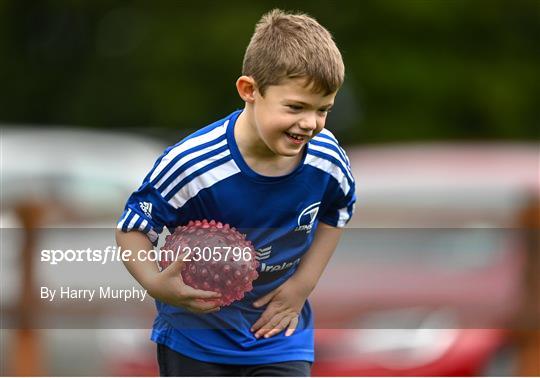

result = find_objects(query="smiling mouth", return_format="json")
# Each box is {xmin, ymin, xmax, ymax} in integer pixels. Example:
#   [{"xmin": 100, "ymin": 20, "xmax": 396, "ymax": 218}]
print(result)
[{"xmin": 285, "ymin": 132, "xmax": 308, "ymax": 142}]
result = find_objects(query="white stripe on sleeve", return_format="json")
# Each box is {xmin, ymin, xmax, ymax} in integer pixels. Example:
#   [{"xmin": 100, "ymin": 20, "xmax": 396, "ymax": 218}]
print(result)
[{"xmin": 149, "ymin": 121, "xmax": 228, "ymax": 182}]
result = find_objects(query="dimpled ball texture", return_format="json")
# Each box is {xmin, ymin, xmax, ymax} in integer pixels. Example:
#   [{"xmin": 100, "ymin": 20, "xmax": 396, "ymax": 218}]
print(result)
[{"xmin": 159, "ymin": 219, "xmax": 259, "ymax": 306}]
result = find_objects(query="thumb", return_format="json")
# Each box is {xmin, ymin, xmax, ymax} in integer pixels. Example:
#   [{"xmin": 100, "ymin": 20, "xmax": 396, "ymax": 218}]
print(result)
[
  {"xmin": 253, "ymin": 288, "xmax": 278, "ymax": 308},
  {"xmin": 163, "ymin": 254, "xmax": 186, "ymax": 276}
]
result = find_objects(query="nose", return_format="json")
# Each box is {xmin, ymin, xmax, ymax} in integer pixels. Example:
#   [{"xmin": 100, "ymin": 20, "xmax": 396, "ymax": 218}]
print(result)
[{"xmin": 299, "ymin": 113, "xmax": 318, "ymax": 132}]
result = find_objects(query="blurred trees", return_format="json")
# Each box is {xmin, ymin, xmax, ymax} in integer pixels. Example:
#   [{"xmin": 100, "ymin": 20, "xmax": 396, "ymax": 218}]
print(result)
[{"xmin": 0, "ymin": 0, "xmax": 538, "ymax": 144}]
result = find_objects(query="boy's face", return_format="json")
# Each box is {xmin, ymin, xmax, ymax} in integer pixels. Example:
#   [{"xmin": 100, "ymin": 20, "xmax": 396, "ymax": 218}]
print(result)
[{"xmin": 251, "ymin": 78, "xmax": 336, "ymax": 157}]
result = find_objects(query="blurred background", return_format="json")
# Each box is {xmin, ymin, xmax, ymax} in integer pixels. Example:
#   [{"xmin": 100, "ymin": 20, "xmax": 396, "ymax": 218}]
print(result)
[{"xmin": 1, "ymin": 0, "xmax": 538, "ymax": 376}]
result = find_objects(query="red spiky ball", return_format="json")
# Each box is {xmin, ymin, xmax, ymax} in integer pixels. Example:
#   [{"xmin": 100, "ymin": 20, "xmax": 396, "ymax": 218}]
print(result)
[{"xmin": 159, "ymin": 219, "xmax": 259, "ymax": 306}]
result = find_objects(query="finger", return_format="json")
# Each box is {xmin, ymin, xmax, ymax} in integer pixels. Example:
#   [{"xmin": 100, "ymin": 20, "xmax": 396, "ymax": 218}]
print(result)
[
  {"xmin": 264, "ymin": 316, "xmax": 293, "ymax": 338},
  {"xmin": 285, "ymin": 316, "xmax": 298, "ymax": 337},
  {"xmin": 187, "ymin": 299, "xmax": 221, "ymax": 314},
  {"xmin": 200, "ymin": 306, "xmax": 221, "ymax": 314},
  {"xmin": 253, "ymin": 288, "xmax": 278, "ymax": 308},
  {"xmin": 255, "ymin": 313, "xmax": 286, "ymax": 339},
  {"xmin": 251, "ymin": 307, "xmax": 277, "ymax": 333},
  {"xmin": 187, "ymin": 305, "xmax": 220, "ymax": 314},
  {"xmin": 181, "ymin": 285, "xmax": 221, "ymax": 300}
]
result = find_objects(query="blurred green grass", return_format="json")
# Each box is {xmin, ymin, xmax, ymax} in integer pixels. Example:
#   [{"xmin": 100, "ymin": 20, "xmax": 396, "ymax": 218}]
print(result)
[{"xmin": 0, "ymin": 0, "xmax": 538, "ymax": 143}]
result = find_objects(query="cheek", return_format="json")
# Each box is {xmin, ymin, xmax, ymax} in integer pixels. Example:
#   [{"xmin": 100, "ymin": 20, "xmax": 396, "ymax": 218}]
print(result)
[
  {"xmin": 263, "ymin": 113, "xmax": 295, "ymax": 135},
  {"xmin": 255, "ymin": 115, "xmax": 285, "ymax": 143},
  {"xmin": 315, "ymin": 119, "xmax": 326, "ymax": 134}
]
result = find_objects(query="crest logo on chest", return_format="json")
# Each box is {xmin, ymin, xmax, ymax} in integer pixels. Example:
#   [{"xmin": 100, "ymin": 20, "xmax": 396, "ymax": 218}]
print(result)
[{"xmin": 294, "ymin": 202, "xmax": 320, "ymax": 233}]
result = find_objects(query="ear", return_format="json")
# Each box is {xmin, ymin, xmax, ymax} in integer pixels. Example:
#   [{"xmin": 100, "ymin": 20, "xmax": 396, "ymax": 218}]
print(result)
[{"xmin": 236, "ymin": 76, "xmax": 256, "ymax": 104}]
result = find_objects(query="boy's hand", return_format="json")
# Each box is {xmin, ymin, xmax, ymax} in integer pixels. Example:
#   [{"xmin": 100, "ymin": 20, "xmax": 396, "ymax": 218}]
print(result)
[
  {"xmin": 250, "ymin": 277, "xmax": 311, "ymax": 339},
  {"xmin": 147, "ymin": 256, "xmax": 222, "ymax": 314}
]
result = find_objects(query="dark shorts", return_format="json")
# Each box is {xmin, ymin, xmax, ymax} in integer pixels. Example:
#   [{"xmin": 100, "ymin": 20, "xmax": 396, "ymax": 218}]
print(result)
[{"xmin": 157, "ymin": 343, "xmax": 312, "ymax": 377}]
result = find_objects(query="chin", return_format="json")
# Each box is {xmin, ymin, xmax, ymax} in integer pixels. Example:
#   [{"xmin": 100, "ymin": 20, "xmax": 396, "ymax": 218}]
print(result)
[
  {"xmin": 275, "ymin": 146, "xmax": 303, "ymax": 157},
  {"xmin": 266, "ymin": 138, "xmax": 304, "ymax": 157}
]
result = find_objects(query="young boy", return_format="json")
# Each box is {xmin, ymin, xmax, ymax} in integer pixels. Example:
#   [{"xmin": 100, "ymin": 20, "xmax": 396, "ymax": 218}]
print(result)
[{"xmin": 116, "ymin": 9, "xmax": 355, "ymax": 377}]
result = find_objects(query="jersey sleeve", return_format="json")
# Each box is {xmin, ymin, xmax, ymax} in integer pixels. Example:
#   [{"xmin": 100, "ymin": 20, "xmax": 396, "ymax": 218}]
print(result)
[
  {"xmin": 319, "ymin": 177, "xmax": 356, "ymax": 227},
  {"xmin": 116, "ymin": 149, "xmax": 179, "ymax": 245},
  {"xmin": 318, "ymin": 147, "xmax": 357, "ymax": 228}
]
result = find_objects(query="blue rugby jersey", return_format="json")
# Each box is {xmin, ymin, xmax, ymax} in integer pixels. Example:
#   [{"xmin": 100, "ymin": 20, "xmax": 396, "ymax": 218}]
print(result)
[{"xmin": 117, "ymin": 110, "xmax": 356, "ymax": 364}]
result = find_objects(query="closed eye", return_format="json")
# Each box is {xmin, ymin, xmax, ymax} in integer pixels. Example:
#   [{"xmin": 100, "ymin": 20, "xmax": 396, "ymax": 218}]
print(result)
[{"xmin": 287, "ymin": 105, "xmax": 303, "ymax": 111}]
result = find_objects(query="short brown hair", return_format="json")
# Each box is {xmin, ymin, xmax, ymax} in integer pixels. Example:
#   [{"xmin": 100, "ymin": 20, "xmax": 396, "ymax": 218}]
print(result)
[{"xmin": 242, "ymin": 9, "xmax": 344, "ymax": 96}]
